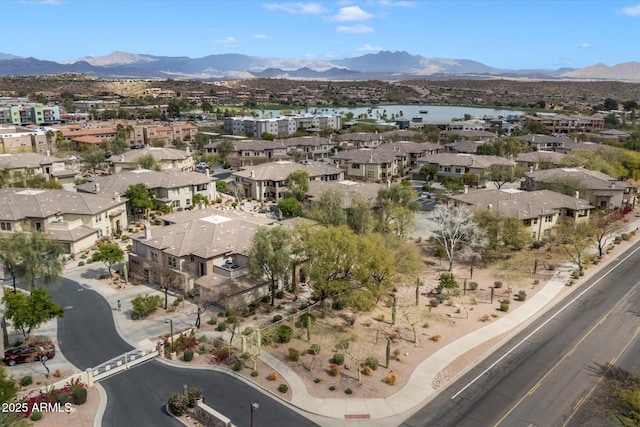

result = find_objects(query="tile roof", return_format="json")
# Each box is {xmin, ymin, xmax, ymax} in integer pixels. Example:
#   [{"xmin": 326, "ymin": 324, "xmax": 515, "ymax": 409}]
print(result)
[
  {"xmin": 76, "ymin": 169, "xmax": 215, "ymax": 195},
  {"xmin": 450, "ymin": 189, "xmax": 593, "ymax": 220},
  {"xmin": 332, "ymin": 149, "xmax": 397, "ymax": 164},
  {"xmin": 524, "ymin": 167, "xmax": 624, "ymax": 190},
  {"xmin": 0, "ymin": 188, "xmax": 127, "ymax": 221},
  {"xmin": 110, "ymin": 147, "xmax": 192, "ymax": 163},
  {"xmin": 233, "ymin": 160, "xmax": 343, "ymax": 181},
  {"xmin": 0, "ymin": 153, "xmax": 66, "ymax": 170},
  {"xmin": 136, "ymin": 208, "xmax": 277, "ymax": 258},
  {"xmin": 307, "ymin": 180, "xmax": 383, "ymax": 208},
  {"xmin": 419, "ymin": 153, "xmax": 515, "ymax": 168}
]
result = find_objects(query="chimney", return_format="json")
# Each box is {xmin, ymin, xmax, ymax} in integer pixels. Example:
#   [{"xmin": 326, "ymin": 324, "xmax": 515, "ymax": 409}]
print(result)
[
  {"xmin": 186, "ymin": 145, "xmax": 191, "ymax": 154},
  {"xmin": 529, "ymin": 165, "xmax": 534, "ymax": 173},
  {"xmin": 95, "ymin": 183, "xmax": 100, "ymax": 193},
  {"xmin": 610, "ymin": 181, "xmax": 615, "ymax": 189},
  {"xmin": 575, "ymin": 191, "xmax": 580, "ymax": 199},
  {"xmin": 199, "ymin": 200, "xmax": 205, "ymax": 210},
  {"xmin": 387, "ymin": 179, "xmax": 391, "ymax": 188},
  {"xmin": 114, "ymin": 192, "xmax": 121, "ymax": 203},
  {"xmin": 144, "ymin": 223, "xmax": 152, "ymax": 240},
  {"xmin": 250, "ymin": 170, "xmax": 255, "ymax": 179},
  {"xmin": 46, "ymin": 150, "xmax": 50, "ymax": 156},
  {"xmin": 464, "ymin": 185, "xmax": 469, "ymax": 194},
  {"xmin": 205, "ymin": 168, "xmax": 210, "ymax": 177}
]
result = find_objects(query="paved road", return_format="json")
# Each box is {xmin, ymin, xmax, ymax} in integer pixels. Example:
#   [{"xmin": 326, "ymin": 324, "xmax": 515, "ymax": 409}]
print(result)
[
  {"xmin": 402, "ymin": 240, "xmax": 640, "ymax": 427},
  {"xmin": 100, "ymin": 360, "xmax": 319, "ymax": 427},
  {"xmin": 47, "ymin": 277, "xmax": 133, "ymax": 370}
]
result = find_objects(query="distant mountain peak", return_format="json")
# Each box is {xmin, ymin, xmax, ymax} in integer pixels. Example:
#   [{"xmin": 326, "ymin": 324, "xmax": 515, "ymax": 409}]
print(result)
[{"xmin": 59, "ymin": 51, "xmax": 157, "ymax": 66}]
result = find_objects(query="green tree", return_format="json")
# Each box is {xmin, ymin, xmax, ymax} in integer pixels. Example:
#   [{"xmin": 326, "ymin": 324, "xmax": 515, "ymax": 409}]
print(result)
[
  {"xmin": 193, "ymin": 133, "xmax": 210, "ymax": 154},
  {"xmin": 125, "ymin": 183, "xmax": 156, "ymax": 220},
  {"xmin": 277, "ymin": 197, "xmax": 302, "ymax": 217},
  {"xmin": 437, "ymin": 273, "xmax": 458, "ymax": 295},
  {"xmin": 91, "ymin": 243, "xmax": 124, "ymax": 278},
  {"xmin": 591, "ymin": 210, "xmax": 623, "ymax": 257},
  {"xmin": 247, "ymin": 227, "xmax": 292, "ymax": 306},
  {"xmin": 3, "ymin": 288, "xmax": 64, "ymax": 338},
  {"xmin": 284, "ymin": 170, "xmax": 310, "ymax": 201},
  {"xmin": 603, "ymin": 98, "xmax": 619, "ymax": 111},
  {"xmin": 376, "ymin": 182, "xmax": 418, "ymax": 236},
  {"xmin": 526, "ymin": 121, "xmax": 550, "ymax": 135},
  {"xmin": 216, "ymin": 140, "xmax": 235, "ymax": 161},
  {"xmin": 136, "ymin": 154, "xmax": 161, "ymax": 171},
  {"xmin": 473, "ymin": 210, "xmax": 529, "ymax": 259},
  {"xmin": 441, "ymin": 176, "xmax": 465, "ymax": 193},
  {"xmin": 10, "ymin": 233, "xmax": 64, "ymax": 290},
  {"xmin": 346, "ymin": 192, "xmax": 374, "ymax": 235},
  {"xmin": 192, "ymin": 193, "xmax": 210, "ymax": 207},
  {"xmin": 0, "ymin": 365, "xmax": 18, "ymax": 404},
  {"xmin": 557, "ymin": 221, "xmax": 594, "ymax": 272},
  {"xmin": 419, "ymin": 165, "xmax": 438, "ymax": 181},
  {"xmin": 484, "ymin": 164, "xmax": 522, "ymax": 189},
  {"xmin": 306, "ymin": 188, "xmax": 346, "ymax": 226},
  {"xmin": 111, "ymin": 138, "xmax": 129, "ymax": 155},
  {"xmin": 82, "ymin": 146, "xmax": 106, "ymax": 176}
]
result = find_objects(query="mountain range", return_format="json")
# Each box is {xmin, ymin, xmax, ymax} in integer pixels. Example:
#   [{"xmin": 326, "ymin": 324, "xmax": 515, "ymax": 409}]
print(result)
[{"xmin": 0, "ymin": 50, "xmax": 638, "ymax": 82}]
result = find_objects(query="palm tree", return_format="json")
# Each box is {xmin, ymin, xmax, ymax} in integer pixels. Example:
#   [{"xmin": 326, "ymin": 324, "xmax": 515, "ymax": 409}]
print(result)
[
  {"xmin": 45, "ymin": 130, "xmax": 54, "ymax": 154},
  {"xmin": 125, "ymin": 125, "xmax": 135, "ymax": 144},
  {"xmin": 1, "ymin": 233, "xmax": 64, "ymax": 290}
]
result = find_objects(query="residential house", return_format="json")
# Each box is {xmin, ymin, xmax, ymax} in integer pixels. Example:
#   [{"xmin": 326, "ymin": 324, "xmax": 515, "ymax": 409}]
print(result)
[
  {"xmin": 521, "ymin": 167, "xmax": 629, "ymax": 209},
  {"xmin": 375, "ymin": 141, "xmax": 443, "ymax": 173},
  {"xmin": 205, "ymin": 139, "xmax": 289, "ymax": 168},
  {"xmin": 415, "ymin": 153, "xmax": 515, "ymax": 186},
  {"xmin": 128, "ymin": 208, "xmax": 277, "ymax": 309},
  {"xmin": 0, "ymin": 188, "xmax": 128, "ymax": 254},
  {"xmin": 515, "ymin": 151, "xmax": 566, "ymax": 171},
  {"xmin": 0, "ymin": 125, "xmax": 50, "ymax": 154},
  {"xmin": 108, "ymin": 147, "xmax": 195, "ymax": 173},
  {"xmin": 515, "ymin": 134, "xmax": 573, "ymax": 151},
  {"xmin": 0, "ymin": 152, "xmax": 77, "ymax": 185},
  {"xmin": 331, "ymin": 149, "xmax": 398, "ymax": 182},
  {"xmin": 76, "ymin": 169, "xmax": 217, "ymax": 213},
  {"xmin": 232, "ymin": 160, "xmax": 345, "ymax": 201},
  {"xmin": 306, "ymin": 179, "xmax": 384, "ymax": 208},
  {"xmin": 524, "ymin": 113, "xmax": 606, "ymax": 134},
  {"xmin": 448, "ymin": 188, "xmax": 593, "ymax": 241},
  {"xmin": 281, "ymin": 136, "xmax": 335, "ymax": 160},
  {"xmin": 440, "ymin": 129, "xmax": 497, "ymax": 144},
  {"xmin": 142, "ymin": 123, "xmax": 198, "ymax": 146}
]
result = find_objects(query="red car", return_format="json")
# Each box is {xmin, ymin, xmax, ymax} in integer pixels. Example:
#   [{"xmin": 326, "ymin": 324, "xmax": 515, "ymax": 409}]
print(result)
[{"xmin": 3, "ymin": 342, "xmax": 55, "ymax": 366}]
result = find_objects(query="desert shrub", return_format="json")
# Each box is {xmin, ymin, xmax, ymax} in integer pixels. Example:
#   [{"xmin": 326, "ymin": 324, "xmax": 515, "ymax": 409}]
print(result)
[
  {"xmin": 232, "ymin": 360, "xmax": 242, "ymax": 371},
  {"xmin": 345, "ymin": 388, "xmax": 353, "ymax": 395},
  {"xmin": 262, "ymin": 295, "xmax": 271, "ymax": 303},
  {"xmin": 531, "ymin": 240, "xmax": 544, "ymax": 249},
  {"xmin": 313, "ymin": 378, "xmax": 322, "ymax": 384},
  {"xmin": 468, "ymin": 282, "xmax": 478, "ymax": 290},
  {"xmin": 226, "ymin": 313, "xmax": 238, "ymax": 324},
  {"xmin": 20, "ymin": 376, "xmax": 32, "ymax": 386},
  {"xmin": 183, "ymin": 349, "xmax": 194, "ymax": 362},
  {"xmin": 167, "ymin": 393, "xmax": 189, "ymax": 416},
  {"xmin": 308, "ymin": 343, "xmax": 321, "ymax": 355},
  {"xmin": 278, "ymin": 384, "xmax": 289, "ymax": 393},
  {"xmin": 362, "ymin": 365, "xmax": 373, "ymax": 376},
  {"xmin": 272, "ymin": 314, "xmax": 283, "ymax": 322},
  {"xmin": 72, "ymin": 387, "xmax": 88, "ymax": 405},
  {"xmin": 501, "ymin": 298, "xmax": 511, "ymax": 305},
  {"xmin": 500, "ymin": 302, "xmax": 510, "ymax": 312},
  {"xmin": 276, "ymin": 290, "xmax": 285, "ymax": 299},
  {"xmin": 207, "ymin": 317, "xmax": 217, "ymax": 325},
  {"xmin": 58, "ymin": 391, "xmax": 70, "ymax": 405},
  {"xmin": 329, "ymin": 385, "xmax": 336, "ymax": 391},
  {"xmin": 493, "ymin": 281, "xmax": 503, "ymax": 288},
  {"xmin": 329, "ymin": 364, "xmax": 340, "ymax": 376},
  {"xmin": 251, "ymin": 370, "xmax": 259, "ymax": 377},
  {"xmin": 299, "ymin": 313, "xmax": 316, "ymax": 328},
  {"xmin": 267, "ymin": 371, "xmax": 277, "ymax": 381},
  {"xmin": 332, "ymin": 353, "xmax": 344, "ymax": 365},
  {"xmin": 288, "ymin": 348, "xmax": 300, "ymax": 362},
  {"xmin": 363, "ymin": 357, "xmax": 379, "ymax": 370},
  {"xmin": 131, "ymin": 294, "xmax": 163, "ymax": 319},
  {"xmin": 385, "ymin": 372, "xmax": 398, "ymax": 385},
  {"xmin": 429, "ymin": 298, "xmax": 440, "ymax": 307},
  {"xmin": 435, "ymin": 293, "xmax": 447, "ymax": 303},
  {"xmin": 277, "ymin": 325, "xmax": 293, "ymax": 343},
  {"xmin": 516, "ymin": 291, "xmax": 527, "ymax": 301},
  {"xmin": 187, "ymin": 388, "xmax": 203, "ymax": 408},
  {"xmin": 393, "ymin": 349, "xmax": 401, "ymax": 358},
  {"xmin": 30, "ymin": 411, "xmax": 43, "ymax": 421},
  {"xmin": 78, "ymin": 261, "xmax": 85, "ymax": 266},
  {"xmin": 480, "ymin": 314, "xmax": 491, "ymax": 322},
  {"xmin": 614, "ymin": 236, "xmax": 622, "ymax": 244},
  {"xmin": 216, "ymin": 322, "xmax": 227, "ymax": 332},
  {"xmin": 533, "ymin": 279, "xmax": 539, "ymax": 285},
  {"xmin": 65, "ymin": 377, "xmax": 87, "ymax": 396},
  {"xmin": 430, "ymin": 334, "xmax": 442, "ymax": 342}
]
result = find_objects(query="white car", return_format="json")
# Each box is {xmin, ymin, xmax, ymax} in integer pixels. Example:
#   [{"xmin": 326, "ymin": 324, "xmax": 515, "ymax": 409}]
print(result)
[{"xmin": 196, "ymin": 162, "xmax": 210, "ymax": 169}]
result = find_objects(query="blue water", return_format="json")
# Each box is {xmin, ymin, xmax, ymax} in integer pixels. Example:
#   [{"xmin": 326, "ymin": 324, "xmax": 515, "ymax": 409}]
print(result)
[{"xmin": 303, "ymin": 105, "xmax": 524, "ymax": 122}]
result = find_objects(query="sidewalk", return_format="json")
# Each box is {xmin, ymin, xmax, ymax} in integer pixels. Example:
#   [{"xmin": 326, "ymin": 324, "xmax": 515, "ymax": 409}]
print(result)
[{"xmin": 256, "ymin": 213, "xmax": 640, "ymax": 426}]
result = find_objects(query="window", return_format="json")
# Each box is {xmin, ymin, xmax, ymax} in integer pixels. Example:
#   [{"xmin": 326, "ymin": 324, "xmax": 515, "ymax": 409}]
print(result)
[
  {"xmin": 352, "ymin": 163, "xmax": 360, "ymax": 169},
  {"xmin": 545, "ymin": 215, "xmax": 553, "ymax": 222},
  {"xmin": 95, "ymin": 213, "xmax": 102, "ymax": 222},
  {"xmin": 0, "ymin": 222, "xmax": 11, "ymax": 231},
  {"xmin": 444, "ymin": 167, "xmax": 451, "ymax": 172},
  {"xmin": 533, "ymin": 218, "xmax": 538, "ymax": 224},
  {"xmin": 196, "ymin": 184, "xmax": 207, "ymax": 191},
  {"xmin": 172, "ymin": 200, "xmax": 180, "ymax": 208},
  {"xmin": 455, "ymin": 168, "xmax": 462, "ymax": 174},
  {"xmin": 151, "ymin": 252, "xmax": 158, "ymax": 262},
  {"xmin": 168, "ymin": 256, "xmax": 177, "ymax": 268},
  {"xmin": 523, "ymin": 219, "xmax": 531, "ymax": 226}
]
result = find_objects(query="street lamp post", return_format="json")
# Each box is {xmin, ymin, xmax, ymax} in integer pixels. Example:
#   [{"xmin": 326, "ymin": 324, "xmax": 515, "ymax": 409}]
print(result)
[
  {"xmin": 165, "ymin": 319, "xmax": 174, "ymax": 351},
  {"xmin": 250, "ymin": 402, "xmax": 259, "ymax": 427}
]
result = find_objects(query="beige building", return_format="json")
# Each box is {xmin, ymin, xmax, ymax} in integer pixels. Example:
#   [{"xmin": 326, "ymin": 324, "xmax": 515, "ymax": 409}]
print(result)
[
  {"xmin": 128, "ymin": 208, "xmax": 277, "ymax": 309},
  {"xmin": 448, "ymin": 188, "xmax": 593, "ymax": 241},
  {"xmin": 0, "ymin": 188, "xmax": 128, "ymax": 254},
  {"xmin": 108, "ymin": 147, "xmax": 195, "ymax": 173},
  {"xmin": 232, "ymin": 161, "xmax": 345, "ymax": 201},
  {"xmin": 0, "ymin": 152, "xmax": 77, "ymax": 185}
]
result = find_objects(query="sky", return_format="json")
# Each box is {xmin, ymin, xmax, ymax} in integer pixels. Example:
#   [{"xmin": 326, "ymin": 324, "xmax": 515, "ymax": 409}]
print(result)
[{"xmin": 3, "ymin": 0, "xmax": 640, "ymax": 70}]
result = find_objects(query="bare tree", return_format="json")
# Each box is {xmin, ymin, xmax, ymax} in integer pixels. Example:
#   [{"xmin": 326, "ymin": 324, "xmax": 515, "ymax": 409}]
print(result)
[
  {"xmin": 591, "ymin": 210, "xmax": 624, "ymax": 257},
  {"xmin": 432, "ymin": 206, "xmax": 486, "ymax": 272},
  {"xmin": 188, "ymin": 289, "xmax": 212, "ymax": 329},
  {"xmin": 148, "ymin": 263, "xmax": 184, "ymax": 309}
]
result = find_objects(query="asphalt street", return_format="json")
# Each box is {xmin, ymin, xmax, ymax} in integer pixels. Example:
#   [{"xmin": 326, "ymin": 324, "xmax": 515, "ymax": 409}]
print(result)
[
  {"xmin": 402, "ymin": 240, "xmax": 640, "ymax": 427},
  {"xmin": 100, "ymin": 360, "xmax": 319, "ymax": 427},
  {"xmin": 47, "ymin": 276, "xmax": 133, "ymax": 370}
]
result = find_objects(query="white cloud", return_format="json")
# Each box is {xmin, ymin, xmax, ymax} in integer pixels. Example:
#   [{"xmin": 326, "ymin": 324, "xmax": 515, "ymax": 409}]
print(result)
[
  {"xmin": 212, "ymin": 37, "xmax": 239, "ymax": 47},
  {"xmin": 377, "ymin": 0, "xmax": 414, "ymax": 7},
  {"xmin": 581, "ymin": 42, "xmax": 594, "ymax": 48},
  {"xmin": 621, "ymin": 5, "xmax": 640, "ymax": 16},
  {"xmin": 252, "ymin": 34, "xmax": 268, "ymax": 39},
  {"xmin": 337, "ymin": 25, "xmax": 374, "ymax": 34},
  {"xmin": 333, "ymin": 6, "xmax": 373, "ymax": 21},
  {"xmin": 263, "ymin": 3, "xmax": 326, "ymax": 14},
  {"xmin": 36, "ymin": 0, "xmax": 62, "ymax": 4},
  {"xmin": 357, "ymin": 44, "xmax": 383, "ymax": 52}
]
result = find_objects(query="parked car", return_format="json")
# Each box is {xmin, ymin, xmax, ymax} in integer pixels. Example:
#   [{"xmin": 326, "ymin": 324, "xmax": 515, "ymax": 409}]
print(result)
[
  {"xmin": 196, "ymin": 162, "xmax": 210, "ymax": 169},
  {"xmin": 3, "ymin": 341, "xmax": 55, "ymax": 366}
]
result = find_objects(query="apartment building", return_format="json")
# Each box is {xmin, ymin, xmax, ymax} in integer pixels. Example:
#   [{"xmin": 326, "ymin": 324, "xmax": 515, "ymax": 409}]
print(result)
[
  {"xmin": 0, "ymin": 100, "xmax": 61, "ymax": 126},
  {"xmin": 523, "ymin": 113, "xmax": 605, "ymax": 134}
]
